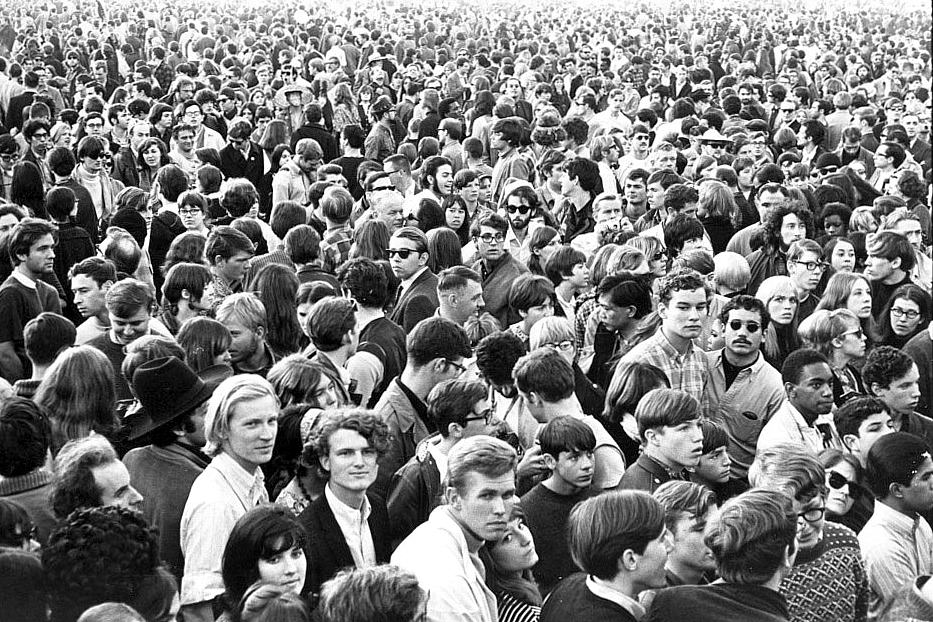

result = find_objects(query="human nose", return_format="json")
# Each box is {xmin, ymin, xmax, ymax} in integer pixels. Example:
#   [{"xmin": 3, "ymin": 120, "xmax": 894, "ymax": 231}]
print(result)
[{"xmin": 130, "ymin": 486, "xmax": 144, "ymax": 506}]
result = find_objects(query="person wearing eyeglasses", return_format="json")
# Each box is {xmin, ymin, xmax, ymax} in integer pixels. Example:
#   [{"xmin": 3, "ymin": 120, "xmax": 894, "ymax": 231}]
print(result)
[
  {"xmin": 785, "ymin": 239, "xmax": 826, "ymax": 323},
  {"xmin": 218, "ymin": 120, "xmax": 264, "ymax": 192},
  {"xmin": 875, "ymin": 284, "xmax": 930, "ymax": 349},
  {"xmin": 469, "ymin": 212, "xmax": 531, "ymax": 330},
  {"xmin": 372, "ymin": 317, "xmax": 472, "ymax": 499},
  {"xmin": 750, "ymin": 443, "xmax": 869, "ymax": 622},
  {"xmin": 799, "ymin": 309, "xmax": 868, "ymax": 407},
  {"xmin": 859, "ymin": 432, "xmax": 933, "ymax": 621},
  {"xmin": 869, "ymin": 141, "xmax": 907, "ymax": 195},
  {"xmin": 387, "ymin": 378, "xmax": 498, "ymax": 546},
  {"xmin": 705, "ymin": 296, "xmax": 785, "ymax": 482}
]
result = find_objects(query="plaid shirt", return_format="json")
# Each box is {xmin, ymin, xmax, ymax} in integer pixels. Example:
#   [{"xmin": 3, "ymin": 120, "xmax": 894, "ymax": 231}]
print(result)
[
  {"xmin": 321, "ymin": 225, "xmax": 353, "ymax": 274},
  {"xmin": 620, "ymin": 327, "xmax": 712, "ymax": 417}
]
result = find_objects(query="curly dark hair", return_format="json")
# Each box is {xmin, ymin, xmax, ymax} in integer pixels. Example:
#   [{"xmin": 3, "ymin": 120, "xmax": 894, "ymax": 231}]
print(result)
[
  {"xmin": 42, "ymin": 506, "xmax": 163, "ymax": 622},
  {"xmin": 761, "ymin": 203, "xmax": 812, "ymax": 252},
  {"xmin": 308, "ymin": 409, "xmax": 391, "ymax": 473},
  {"xmin": 49, "ymin": 435, "xmax": 117, "ymax": 520},
  {"xmin": 475, "ymin": 330, "xmax": 527, "ymax": 386}
]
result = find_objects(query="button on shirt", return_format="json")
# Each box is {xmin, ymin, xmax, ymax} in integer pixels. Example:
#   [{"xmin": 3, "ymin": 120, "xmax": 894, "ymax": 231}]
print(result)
[
  {"xmin": 180, "ymin": 451, "xmax": 268, "ymax": 605},
  {"xmin": 858, "ymin": 500, "xmax": 933, "ymax": 621},
  {"xmin": 325, "ymin": 484, "xmax": 376, "ymax": 569}
]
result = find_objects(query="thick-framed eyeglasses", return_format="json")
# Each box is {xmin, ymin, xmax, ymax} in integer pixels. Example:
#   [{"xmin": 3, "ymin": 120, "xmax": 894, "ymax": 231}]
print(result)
[
  {"xmin": 464, "ymin": 408, "xmax": 493, "ymax": 425},
  {"xmin": 797, "ymin": 507, "xmax": 825, "ymax": 523},
  {"xmin": 387, "ymin": 248, "xmax": 418, "ymax": 259},
  {"xmin": 476, "ymin": 232, "xmax": 506, "ymax": 244},
  {"xmin": 545, "ymin": 340, "xmax": 575, "ymax": 353},
  {"xmin": 891, "ymin": 307, "xmax": 921, "ymax": 319},
  {"xmin": 793, "ymin": 260, "xmax": 826, "ymax": 272}
]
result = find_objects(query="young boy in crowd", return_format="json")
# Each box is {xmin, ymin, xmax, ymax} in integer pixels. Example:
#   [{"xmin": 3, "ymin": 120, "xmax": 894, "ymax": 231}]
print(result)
[
  {"xmin": 522, "ymin": 416, "xmax": 598, "ymax": 596},
  {"xmin": 617, "ymin": 388, "xmax": 704, "ymax": 493}
]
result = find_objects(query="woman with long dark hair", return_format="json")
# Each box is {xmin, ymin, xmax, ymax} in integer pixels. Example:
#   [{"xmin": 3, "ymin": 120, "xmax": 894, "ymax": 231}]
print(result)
[
  {"xmin": 479, "ymin": 505, "xmax": 543, "ymax": 622},
  {"xmin": 250, "ymin": 263, "xmax": 304, "ymax": 357},
  {"xmin": 220, "ymin": 505, "xmax": 309, "ymax": 622},
  {"xmin": 874, "ymin": 283, "xmax": 931, "ymax": 349}
]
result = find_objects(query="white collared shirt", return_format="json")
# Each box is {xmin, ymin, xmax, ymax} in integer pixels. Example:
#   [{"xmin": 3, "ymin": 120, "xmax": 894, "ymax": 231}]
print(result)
[
  {"xmin": 325, "ymin": 484, "xmax": 376, "ymax": 569},
  {"xmin": 586, "ymin": 575, "xmax": 646, "ymax": 620}
]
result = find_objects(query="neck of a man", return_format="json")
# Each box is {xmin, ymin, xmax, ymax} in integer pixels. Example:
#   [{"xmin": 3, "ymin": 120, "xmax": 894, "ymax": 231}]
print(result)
[
  {"xmin": 556, "ymin": 280, "xmax": 579, "ymax": 301},
  {"xmin": 176, "ymin": 302, "xmax": 201, "ymax": 325},
  {"xmin": 724, "ymin": 347, "xmax": 759, "ymax": 368},
  {"xmin": 354, "ymin": 305, "xmax": 385, "ymax": 331},
  {"xmin": 543, "ymin": 473, "xmax": 586, "ymax": 497},
  {"xmin": 328, "ymin": 481, "xmax": 366, "ymax": 510},
  {"xmin": 400, "ymin": 367, "xmax": 434, "ymax": 400},
  {"xmin": 319, "ymin": 346, "xmax": 349, "ymax": 369},
  {"xmin": 567, "ymin": 186, "xmax": 590, "ymax": 209},
  {"xmin": 15, "ymin": 263, "xmax": 39, "ymax": 282},
  {"xmin": 538, "ymin": 397, "xmax": 579, "ymax": 423},
  {"xmin": 29, "ymin": 364, "xmax": 50, "ymax": 382},
  {"xmin": 643, "ymin": 445, "xmax": 685, "ymax": 472},
  {"xmin": 882, "ymin": 269, "xmax": 906, "ymax": 286},
  {"xmin": 790, "ymin": 400, "xmax": 820, "ymax": 426},
  {"xmin": 661, "ymin": 326, "xmax": 692, "ymax": 354},
  {"xmin": 590, "ymin": 573, "xmax": 640, "ymax": 603},
  {"xmin": 239, "ymin": 342, "xmax": 270, "ymax": 373},
  {"xmin": 666, "ymin": 560, "xmax": 706, "ymax": 586}
]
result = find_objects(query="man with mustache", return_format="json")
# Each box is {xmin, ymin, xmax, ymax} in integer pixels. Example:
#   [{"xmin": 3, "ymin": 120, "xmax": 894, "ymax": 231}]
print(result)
[{"xmin": 705, "ymin": 296, "xmax": 785, "ymax": 481}]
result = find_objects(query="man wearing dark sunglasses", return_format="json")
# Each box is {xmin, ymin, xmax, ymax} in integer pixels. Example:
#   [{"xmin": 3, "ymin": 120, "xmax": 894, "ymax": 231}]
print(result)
[
  {"xmin": 706, "ymin": 295, "xmax": 785, "ymax": 480},
  {"xmin": 387, "ymin": 227, "xmax": 438, "ymax": 333},
  {"xmin": 502, "ymin": 184, "xmax": 539, "ymax": 259}
]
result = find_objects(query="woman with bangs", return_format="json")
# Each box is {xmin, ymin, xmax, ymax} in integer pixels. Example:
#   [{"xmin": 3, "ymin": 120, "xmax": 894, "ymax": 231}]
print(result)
[
  {"xmin": 220, "ymin": 505, "xmax": 310, "ymax": 622},
  {"xmin": 874, "ymin": 283, "xmax": 931, "ymax": 349},
  {"xmin": 479, "ymin": 503, "xmax": 543, "ymax": 622},
  {"xmin": 755, "ymin": 275, "xmax": 802, "ymax": 370},
  {"xmin": 815, "ymin": 271, "xmax": 874, "ymax": 339}
]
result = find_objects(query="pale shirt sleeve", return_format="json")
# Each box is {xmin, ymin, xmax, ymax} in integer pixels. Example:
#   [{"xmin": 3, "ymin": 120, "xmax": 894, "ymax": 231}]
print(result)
[
  {"xmin": 859, "ymin": 527, "xmax": 923, "ymax": 618},
  {"xmin": 179, "ymin": 487, "xmax": 241, "ymax": 606},
  {"xmin": 346, "ymin": 350, "xmax": 383, "ymax": 409}
]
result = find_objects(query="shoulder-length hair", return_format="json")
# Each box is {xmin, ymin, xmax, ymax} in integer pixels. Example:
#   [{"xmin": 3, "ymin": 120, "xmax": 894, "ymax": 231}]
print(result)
[
  {"xmin": 250, "ymin": 263, "xmax": 303, "ymax": 357},
  {"xmin": 479, "ymin": 504, "xmax": 543, "ymax": 607},
  {"xmin": 204, "ymin": 374, "xmax": 279, "ymax": 457},
  {"xmin": 815, "ymin": 271, "xmax": 871, "ymax": 313},
  {"xmin": 258, "ymin": 119, "xmax": 289, "ymax": 153},
  {"xmin": 756, "ymin": 275, "xmax": 802, "ymax": 364},
  {"xmin": 427, "ymin": 227, "xmax": 463, "ymax": 273},
  {"xmin": 34, "ymin": 345, "xmax": 118, "ymax": 455},
  {"xmin": 267, "ymin": 354, "xmax": 326, "ymax": 408},
  {"xmin": 699, "ymin": 180, "xmax": 739, "ymax": 228},
  {"xmin": 350, "ymin": 219, "xmax": 390, "ymax": 262},
  {"xmin": 176, "ymin": 317, "xmax": 232, "ymax": 373},
  {"xmin": 222, "ymin": 505, "xmax": 308, "ymax": 614},
  {"xmin": 876, "ymin": 283, "xmax": 931, "ymax": 345}
]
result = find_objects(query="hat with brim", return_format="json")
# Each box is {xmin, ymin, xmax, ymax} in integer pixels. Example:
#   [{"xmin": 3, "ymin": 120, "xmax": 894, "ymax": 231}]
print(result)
[
  {"xmin": 371, "ymin": 95, "xmax": 395, "ymax": 115},
  {"xmin": 698, "ymin": 128, "xmax": 732, "ymax": 145},
  {"xmin": 126, "ymin": 357, "xmax": 214, "ymax": 441},
  {"xmin": 274, "ymin": 83, "xmax": 312, "ymax": 109}
]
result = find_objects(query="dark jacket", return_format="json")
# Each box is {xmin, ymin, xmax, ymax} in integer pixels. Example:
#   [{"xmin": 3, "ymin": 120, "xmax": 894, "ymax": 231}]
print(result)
[
  {"xmin": 373, "ymin": 379, "xmax": 430, "ymax": 499},
  {"xmin": 290, "ymin": 124, "xmax": 339, "ymax": 164},
  {"xmin": 112, "ymin": 145, "xmax": 139, "ymax": 188},
  {"xmin": 616, "ymin": 453, "xmax": 682, "ymax": 494},
  {"xmin": 541, "ymin": 573, "xmax": 638, "ymax": 622},
  {"xmin": 219, "ymin": 141, "xmax": 264, "ymax": 190},
  {"xmin": 298, "ymin": 490, "xmax": 391, "ymax": 598},
  {"xmin": 387, "ymin": 437, "xmax": 442, "ymax": 545},
  {"xmin": 388, "ymin": 269, "xmax": 438, "ymax": 333},
  {"xmin": 472, "ymin": 254, "xmax": 529, "ymax": 329}
]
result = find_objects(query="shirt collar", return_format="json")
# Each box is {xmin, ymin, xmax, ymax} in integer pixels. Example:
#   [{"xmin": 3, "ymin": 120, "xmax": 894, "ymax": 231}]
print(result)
[
  {"xmin": 585, "ymin": 575, "xmax": 646, "ymax": 620},
  {"xmin": 325, "ymin": 483, "xmax": 372, "ymax": 522},
  {"xmin": 212, "ymin": 451, "xmax": 266, "ymax": 508},
  {"xmin": 401, "ymin": 266, "xmax": 429, "ymax": 290},
  {"xmin": 11, "ymin": 270, "xmax": 37, "ymax": 290},
  {"xmin": 874, "ymin": 498, "xmax": 926, "ymax": 532}
]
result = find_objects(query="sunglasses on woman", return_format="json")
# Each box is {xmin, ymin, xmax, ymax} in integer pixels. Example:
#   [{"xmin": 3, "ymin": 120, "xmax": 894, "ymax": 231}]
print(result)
[{"xmin": 828, "ymin": 471, "xmax": 860, "ymax": 499}]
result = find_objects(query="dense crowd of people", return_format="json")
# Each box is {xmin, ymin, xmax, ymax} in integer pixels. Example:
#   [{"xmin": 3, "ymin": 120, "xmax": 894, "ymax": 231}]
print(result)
[{"xmin": 0, "ymin": 0, "xmax": 931, "ymax": 620}]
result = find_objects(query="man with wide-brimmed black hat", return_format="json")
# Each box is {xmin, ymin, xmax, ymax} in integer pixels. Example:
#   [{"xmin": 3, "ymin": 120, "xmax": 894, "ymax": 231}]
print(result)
[{"xmin": 123, "ymin": 356, "xmax": 214, "ymax": 583}]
